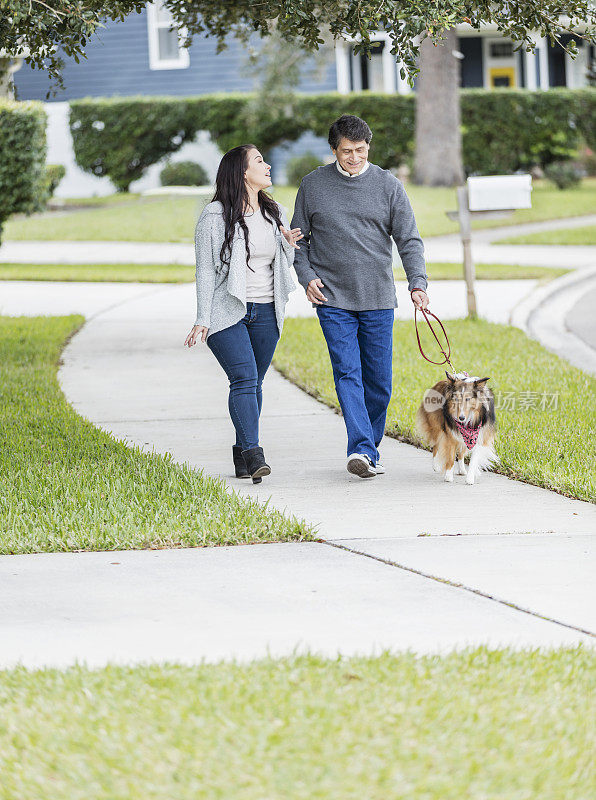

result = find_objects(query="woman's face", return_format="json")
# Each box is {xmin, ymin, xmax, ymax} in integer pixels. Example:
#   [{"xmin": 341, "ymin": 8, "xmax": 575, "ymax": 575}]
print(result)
[{"xmin": 244, "ymin": 149, "xmax": 272, "ymax": 192}]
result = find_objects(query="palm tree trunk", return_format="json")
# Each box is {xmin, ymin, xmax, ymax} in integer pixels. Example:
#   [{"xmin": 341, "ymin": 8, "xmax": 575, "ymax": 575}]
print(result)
[{"xmin": 414, "ymin": 29, "xmax": 464, "ymax": 186}]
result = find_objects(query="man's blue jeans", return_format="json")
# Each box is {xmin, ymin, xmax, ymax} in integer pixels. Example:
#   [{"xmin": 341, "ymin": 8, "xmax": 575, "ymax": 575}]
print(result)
[
  {"xmin": 316, "ymin": 306, "xmax": 394, "ymax": 462},
  {"xmin": 207, "ymin": 302, "xmax": 279, "ymax": 450}
]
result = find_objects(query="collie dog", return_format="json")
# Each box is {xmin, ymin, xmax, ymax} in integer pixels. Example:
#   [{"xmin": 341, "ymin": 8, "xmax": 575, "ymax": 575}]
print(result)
[{"xmin": 416, "ymin": 372, "xmax": 497, "ymax": 484}]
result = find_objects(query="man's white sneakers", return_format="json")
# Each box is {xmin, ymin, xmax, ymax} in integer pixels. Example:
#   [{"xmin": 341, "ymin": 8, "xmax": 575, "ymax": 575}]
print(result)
[
  {"xmin": 375, "ymin": 462, "xmax": 385, "ymax": 474},
  {"xmin": 347, "ymin": 453, "xmax": 377, "ymax": 478}
]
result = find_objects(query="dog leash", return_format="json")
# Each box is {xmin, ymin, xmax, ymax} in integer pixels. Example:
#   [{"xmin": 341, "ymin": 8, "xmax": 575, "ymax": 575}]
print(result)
[{"xmin": 414, "ymin": 305, "xmax": 458, "ymax": 374}]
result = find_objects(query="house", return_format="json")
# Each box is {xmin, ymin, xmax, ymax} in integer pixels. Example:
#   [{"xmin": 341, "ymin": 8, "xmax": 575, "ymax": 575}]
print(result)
[
  {"xmin": 14, "ymin": 3, "xmax": 593, "ymax": 195},
  {"xmin": 337, "ymin": 27, "xmax": 593, "ymax": 93}
]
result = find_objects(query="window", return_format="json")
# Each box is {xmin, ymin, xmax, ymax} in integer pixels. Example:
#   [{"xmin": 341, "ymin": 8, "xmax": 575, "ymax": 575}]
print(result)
[
  {"xmin": 490, "ymin": 42, "xmax": 513, "ymax": 58},
  {"xmin": 359, "ymin": 40, "xmax": 385, "ymax": 91},
  {"xmin": 146, "ymin": 1, "xmax": 190, "ymax": 70},
  {"xmin": 347, "ymin": 38, "xmax": 393, "ymax": 92}
]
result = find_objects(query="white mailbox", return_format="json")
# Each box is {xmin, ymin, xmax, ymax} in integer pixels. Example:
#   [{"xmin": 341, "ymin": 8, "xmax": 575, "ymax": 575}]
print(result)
[{"xmin": 467, "ymin": 174, "xmax": 532, "ymax": 211}]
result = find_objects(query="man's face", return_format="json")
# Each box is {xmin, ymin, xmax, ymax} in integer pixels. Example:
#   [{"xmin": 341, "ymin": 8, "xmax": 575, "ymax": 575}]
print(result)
[{"xmin": 332, "ymin": 137, "xmax": 370, "ymax": 175}]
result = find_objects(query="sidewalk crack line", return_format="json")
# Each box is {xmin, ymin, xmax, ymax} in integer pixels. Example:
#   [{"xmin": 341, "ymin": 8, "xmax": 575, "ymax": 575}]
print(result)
[{"xmin": 322, "ymin": 540, "xmax": 595, "ymax": 638}]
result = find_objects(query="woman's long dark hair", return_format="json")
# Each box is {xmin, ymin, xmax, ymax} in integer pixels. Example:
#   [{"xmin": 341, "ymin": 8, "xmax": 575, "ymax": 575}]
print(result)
[{"xmin": 212, "ymin": 144, "xmax": 283, "ymax": 271}]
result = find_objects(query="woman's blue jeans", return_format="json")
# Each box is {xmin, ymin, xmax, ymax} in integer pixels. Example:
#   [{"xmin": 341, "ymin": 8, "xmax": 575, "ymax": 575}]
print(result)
[{"xmin": 207, "ymin": 302, "xmax": 279, "ymax": 450}]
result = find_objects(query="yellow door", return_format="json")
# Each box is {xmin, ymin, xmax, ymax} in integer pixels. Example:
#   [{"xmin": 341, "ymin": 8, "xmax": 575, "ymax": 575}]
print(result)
[{"xmin": 489, "ymin": 67, "xmax": 516, "ymax": 88}]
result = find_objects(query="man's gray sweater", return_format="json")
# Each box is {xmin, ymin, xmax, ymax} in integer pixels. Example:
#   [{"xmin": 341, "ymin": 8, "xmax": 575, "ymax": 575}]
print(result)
[{"xmin": 291, "ymin": 162, "xmax": 427, "ymax": 311}]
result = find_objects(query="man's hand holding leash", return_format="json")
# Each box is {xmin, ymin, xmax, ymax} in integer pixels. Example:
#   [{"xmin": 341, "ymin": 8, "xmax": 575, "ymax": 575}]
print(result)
[{"xmin": 411, "ymin": 289, "xmax": 429, "ymax": 310}]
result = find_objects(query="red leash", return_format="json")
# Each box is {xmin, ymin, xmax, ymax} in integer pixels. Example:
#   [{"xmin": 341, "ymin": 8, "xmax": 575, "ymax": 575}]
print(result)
[{"xmin": 414, "ymin": 305, "xmax": 458, "ymax": 374}]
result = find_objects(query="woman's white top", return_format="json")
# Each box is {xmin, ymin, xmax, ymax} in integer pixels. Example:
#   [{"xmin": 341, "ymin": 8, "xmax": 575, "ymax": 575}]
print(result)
[
  {"xmin": 193, "ymin": 200, "xmax": 296, "ymax": 339},
  {"xmin": 244, "ymin": 208, "xmax": 276, "ymax": 302}
]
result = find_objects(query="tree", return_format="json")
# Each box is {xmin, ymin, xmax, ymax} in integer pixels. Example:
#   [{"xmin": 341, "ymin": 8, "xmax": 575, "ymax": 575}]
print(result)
[
  {"xmin": 2, "ymin": 2, "xmax": 595, "ymax": 186},
  {"xmin": 3, "ymin": 2, "xmax": 594, "ymax": 94},
  {"xmin": 414, "ymin": 29, "xmax": 464, "ymax": 186}
]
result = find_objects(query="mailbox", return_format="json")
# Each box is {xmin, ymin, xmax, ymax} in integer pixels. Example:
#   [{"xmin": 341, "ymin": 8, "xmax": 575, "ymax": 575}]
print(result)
[{"xmin": 467, "ymin": 174, "xmax": 532, "ymax": 211}]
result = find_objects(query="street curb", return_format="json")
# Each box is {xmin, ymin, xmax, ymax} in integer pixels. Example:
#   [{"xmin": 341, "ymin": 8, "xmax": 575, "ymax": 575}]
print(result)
[{"xmin": 509, "ymin": 265, "xmax": 596, "ymax": 376}]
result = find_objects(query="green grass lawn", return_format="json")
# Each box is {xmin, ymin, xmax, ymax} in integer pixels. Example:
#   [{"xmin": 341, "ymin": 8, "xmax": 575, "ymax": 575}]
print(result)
[
  {"xmin": 54, "ymin": 193, "xmax": 144, "ymax": 208},
  {"xmin": 274, "ymin": 318, "xmax": 596, "ymax": 502},
  {"xmin": 0, "ymin": 263, "xmax": 195, "ymax": 282},
  {"xmin": 0, "ymin": 262, "xmax": 568, "ymax": 284},
  {"xmin": 399, "ymin": 263, "xmax": 569, "ymax": 282},
  {"xmin": 5, "ymin": 179, "xmax": 596, "ymax": 242},
  {"xmin": 0, "ymin": 315, "xmax": 311, "ymax": 555},
  {"xmin": 500, "ymin": 224, "xmax": 596, "ymax": 245},
  {"xmin": 1, "ymin": 648, "xmax": 593, "ymax": 799}
]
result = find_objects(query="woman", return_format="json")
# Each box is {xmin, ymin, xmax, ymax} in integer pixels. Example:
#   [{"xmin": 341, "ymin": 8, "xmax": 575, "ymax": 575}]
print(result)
[{"xmin": 184, "ymin": 145, "xmax": 303, "ymax": 483}]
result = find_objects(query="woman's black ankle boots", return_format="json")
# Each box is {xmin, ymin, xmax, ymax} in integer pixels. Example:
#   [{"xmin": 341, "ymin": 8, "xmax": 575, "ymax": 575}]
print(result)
[
  {"xmin": 232, "ymin": 445, "xmax": 250, "ymax": 479},
  {"xmin": 241, "ymin": 446, "xmax": 271, "ymax": 483}
]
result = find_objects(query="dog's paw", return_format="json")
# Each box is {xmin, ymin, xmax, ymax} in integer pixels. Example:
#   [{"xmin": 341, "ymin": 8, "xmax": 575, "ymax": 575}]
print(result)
[
  {"xmin": 456, "ymin": 459, "xmax": 467, "ymax": 476},
  {"xmin": 432, "ymin": 457, "xmax": 441, "ymax": 473},
  {"xmin": 465, "ymin": 473, "xmax": 476, "ymax": 485},
  {"xmin": 444, "ymin": 469, "xmax": 454, "ymax": 482}
]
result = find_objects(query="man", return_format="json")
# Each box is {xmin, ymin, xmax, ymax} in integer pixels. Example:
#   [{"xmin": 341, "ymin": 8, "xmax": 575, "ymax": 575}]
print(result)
[{"xmin": 291, "ymin": 114, "xmax": 430, "ymax": 478}]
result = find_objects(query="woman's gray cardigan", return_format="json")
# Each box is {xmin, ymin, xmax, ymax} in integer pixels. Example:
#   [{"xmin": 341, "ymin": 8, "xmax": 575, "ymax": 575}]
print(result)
[{"xmin": 194, "ymin": 200, "xmax": 297, "ymax": 339}]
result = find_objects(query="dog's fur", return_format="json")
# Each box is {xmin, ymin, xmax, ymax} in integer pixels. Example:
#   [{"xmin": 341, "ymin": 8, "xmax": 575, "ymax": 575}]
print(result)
[{"xmin": 416, "ymin": 372, "xmax": 497, "ymax": 484}]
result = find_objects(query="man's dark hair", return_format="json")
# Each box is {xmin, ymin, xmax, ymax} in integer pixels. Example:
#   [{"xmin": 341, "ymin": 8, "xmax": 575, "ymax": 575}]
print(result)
[{"xmin": 328, "ymin": 115, "xmax": 373, "ymax": 150}]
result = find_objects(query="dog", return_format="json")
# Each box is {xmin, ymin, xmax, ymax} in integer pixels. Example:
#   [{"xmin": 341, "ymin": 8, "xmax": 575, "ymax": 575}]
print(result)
[{"xmin": 416, "ymin": 372, "xmax": 497, "ymax": 484}]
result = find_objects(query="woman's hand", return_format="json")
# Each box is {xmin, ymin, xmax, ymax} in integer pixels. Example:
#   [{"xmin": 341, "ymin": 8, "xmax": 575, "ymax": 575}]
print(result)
[
  {"xmin": 411, "ymin": 289, "xmax": 429, "ymax": 310},
  {"xmin": 184, "ymin": 325, "xmax": 209, "ymax": 347},
  {"xmin": 280, "ymin": 226, "xmax": 303, "ymax": 249}
]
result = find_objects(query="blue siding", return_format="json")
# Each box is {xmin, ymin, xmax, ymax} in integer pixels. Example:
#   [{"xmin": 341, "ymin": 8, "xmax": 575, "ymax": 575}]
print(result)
[{"xmin": 15, "ymin": 9, "xmax": 337, "ymax": 101}]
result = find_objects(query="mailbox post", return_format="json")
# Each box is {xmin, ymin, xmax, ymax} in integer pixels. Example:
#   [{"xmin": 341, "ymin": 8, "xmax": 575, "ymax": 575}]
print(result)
[{"xmin": 448, "ymin": 174, "xmax": 533, "ymax": 318}]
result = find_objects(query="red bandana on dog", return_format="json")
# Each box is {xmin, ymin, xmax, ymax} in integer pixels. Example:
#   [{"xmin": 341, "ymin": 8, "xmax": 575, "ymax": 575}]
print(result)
[{"xmin": 455, "ymin": 419, "xmax": 481, "ymax": 450}]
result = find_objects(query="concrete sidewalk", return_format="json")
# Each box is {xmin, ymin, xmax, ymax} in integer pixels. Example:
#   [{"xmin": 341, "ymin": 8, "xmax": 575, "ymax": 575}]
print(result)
[
  {"xmin": 2, "ymin": 214, "xmax": 596, "ymax": 268},
  {"xmin": 1, "ymin": 278, "xmax": 594, "ymax": 668},
  {"xmin": 1, "ymin": 238, "xmax": 593, "ymax": 268},
  {"xmin": 59, "ymin": 283, "xmax": 595, "ymax": 542},
  {"xmin": 0, "ymin": 276, "xmax": 538, "ymax": 325},
  {"xmin": 1, "ymin": 541, "xmax": 591, "ymax": 669}
]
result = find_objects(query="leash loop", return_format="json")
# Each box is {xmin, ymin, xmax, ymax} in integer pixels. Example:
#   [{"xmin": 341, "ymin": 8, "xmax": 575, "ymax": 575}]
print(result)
[{"xmin": 414, "ymin": 306, "xmax": 457, "ymax": 373}]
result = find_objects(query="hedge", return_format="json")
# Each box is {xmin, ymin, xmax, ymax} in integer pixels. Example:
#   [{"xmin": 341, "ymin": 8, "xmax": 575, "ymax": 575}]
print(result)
[
  {"xmin": 299, "ymin": 92, "xmax": 416, "ymax": 173},
  {"xmin": 460, "ymin": 88, "xmax": 590, "ymax": 174},
  {"xmin": 69, "ymin": 97, "xmax": 202, "ymax": 192},
  {"xmin": 0, "ymin": 100, "xmax": 47, "ymax": 242},
  {"xmin": 70, "ymin": 88, "xmax": 596, "ymax": 190}
]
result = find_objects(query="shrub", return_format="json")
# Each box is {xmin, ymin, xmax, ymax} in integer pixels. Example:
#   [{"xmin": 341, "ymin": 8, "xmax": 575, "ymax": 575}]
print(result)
[
  {"xmin": 190, "ymin": 93, "xmax": 309, "ymax": 155},
  {"xmin": 461, "ymin": 88, "xmax": 584, "ymax": 174},
  {"xmin": 0, "ymin": 100, "xmax": 47, "ymax": 244},
  {"xmin": 285, "ymin": 152, "xmax": 323, "ymax": 185},
  {"xmin": 69, "ymin": 89, "xmax": 596, "ymax": 188},
  {"xmin": 160, "ymin": 160, "xmax": 209, "ymax": 186},
  {"xmin": 298, "ymin": 92, "xmax": 416, "ymax": 169},
  {"xmin": 69, "ymin": 97, "xmax": 201, "ymax": 192},
  {"xmin": 574, "ymin": 88, "xmax": 596, "ymax": 151},
  {"xmin": 45, "ymin": 163, "xmax": 66, "ymax": 197},
  {"xmin": 581, "ymin": 151, "xmax": 596, "ymax": 176},
  {"xmin": 544, "ymin": 160, "xmax": 583, "ymax": 189}
]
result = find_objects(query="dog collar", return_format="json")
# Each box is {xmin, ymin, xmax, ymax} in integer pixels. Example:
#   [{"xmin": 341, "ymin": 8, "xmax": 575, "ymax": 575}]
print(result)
[{"xmin": 454, "ymin": 419, "xmax": 481, "ymax": 450}]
